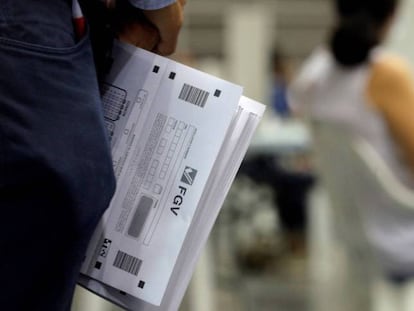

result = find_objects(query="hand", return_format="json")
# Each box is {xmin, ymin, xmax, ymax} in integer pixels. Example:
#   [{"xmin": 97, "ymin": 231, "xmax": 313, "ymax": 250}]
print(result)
[
  {"xmin": 142, "ymin": 0, "xmax": 185, "ymax": 55},
  {"xmin": 116, "ymin": 0, "xmax": 185, "ymax": 56},
  {"xmin": 117, "ymin": 16, "xmax": 161, "ymax": 52}
]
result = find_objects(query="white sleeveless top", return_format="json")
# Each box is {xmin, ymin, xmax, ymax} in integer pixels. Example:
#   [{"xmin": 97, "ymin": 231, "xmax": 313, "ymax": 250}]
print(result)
[{"xmin": 290, "ymin": 47, "xmax": 414, "ymax": 277}]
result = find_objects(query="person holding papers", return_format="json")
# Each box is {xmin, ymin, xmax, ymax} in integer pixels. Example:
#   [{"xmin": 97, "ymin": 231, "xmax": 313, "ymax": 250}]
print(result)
[
  {"xmin": 290, "ymin": 0, "xmax": 414, "ymax": 281},
  {"xmin": 82, "ymin": 0, "xmax": 185, "ymax": 79},
  {"xmin": 0, "ymin": 0, "xmax": 184, "ymax": 310}
]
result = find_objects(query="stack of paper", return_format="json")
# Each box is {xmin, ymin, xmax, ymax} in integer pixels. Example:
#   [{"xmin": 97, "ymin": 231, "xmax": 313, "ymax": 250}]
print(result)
[{"xmin": 78, "ymin": 41, "xmax": 265, "ymax": 311}]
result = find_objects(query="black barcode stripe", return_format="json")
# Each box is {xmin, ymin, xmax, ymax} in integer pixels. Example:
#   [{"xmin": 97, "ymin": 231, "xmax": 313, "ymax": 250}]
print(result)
[
  {"xmin": 179, "ymin": 83, "xmax": 209, "ymax": 108},
  {"xmin": 113, "ymin": 251, "xmax": 142, "ymax": 276}
]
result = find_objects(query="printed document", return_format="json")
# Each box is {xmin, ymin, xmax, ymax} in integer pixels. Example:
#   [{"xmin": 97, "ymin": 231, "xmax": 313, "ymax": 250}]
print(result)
[{"xmin": 79, "ymin": 41, "xmax": 265, "ymax": 310}]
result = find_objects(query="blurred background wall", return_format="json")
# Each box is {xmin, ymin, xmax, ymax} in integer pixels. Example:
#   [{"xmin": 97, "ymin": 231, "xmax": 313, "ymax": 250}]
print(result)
[{"xmin": 177, "ymin": 0, "xmax": 333, "ymax": 104}]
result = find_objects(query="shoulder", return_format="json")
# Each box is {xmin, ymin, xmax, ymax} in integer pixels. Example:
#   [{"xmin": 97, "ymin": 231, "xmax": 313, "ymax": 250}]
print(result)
[
  {"xmin": 298, "ymin": 47, "xmax": 331, "ymax": 79},
  {"xmin": 367, "ymin": 53, "xmax": 414, "ymax": 108},
  {"xmin": 370, "ymin": 53, "xmax": 412, "ymax": 89},
  {"xmin": 289, "ymin": 47, "xmax": 330, "ymax": 96},
  {"xmin": 288, "ymin": 47, "xmax": 332, "ymax": 114}
]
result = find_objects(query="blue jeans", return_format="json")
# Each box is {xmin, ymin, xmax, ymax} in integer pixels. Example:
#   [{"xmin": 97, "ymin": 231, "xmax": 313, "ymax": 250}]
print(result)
[{"xmin": 0, "ymin": 1, "xmax": 116, "ymax": 310}]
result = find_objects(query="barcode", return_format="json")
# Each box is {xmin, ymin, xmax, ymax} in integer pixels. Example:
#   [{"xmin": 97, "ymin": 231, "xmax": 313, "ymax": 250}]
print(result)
[
  {"xmin": 179, "ymin": 83, "xmax": 209, "ymax": 108},
  {"xmin": 113, "ymin": 251, "xmax": 142, "ymax": 276}
]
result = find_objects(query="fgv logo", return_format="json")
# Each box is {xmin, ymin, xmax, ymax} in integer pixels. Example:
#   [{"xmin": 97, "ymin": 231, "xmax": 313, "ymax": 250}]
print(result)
[
  {"xmin": 170, "ymin": 167, "xmax": 198, "ymax": 216},
  {"xmin": 180, "ymin": 166, "xmax": 197, "ymax": 185}
]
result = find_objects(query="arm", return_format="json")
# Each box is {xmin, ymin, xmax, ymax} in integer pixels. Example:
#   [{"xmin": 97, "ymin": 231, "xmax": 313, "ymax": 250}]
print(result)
[{"xmin": 367, "ymin": 55, "xmax": 414, "ymax": 172}]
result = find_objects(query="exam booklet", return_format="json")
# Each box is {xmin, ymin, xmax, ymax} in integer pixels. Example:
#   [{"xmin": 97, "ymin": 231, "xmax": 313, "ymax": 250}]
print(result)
[{"xmin": 78, "ymin": 41, "xmax": 265, "ymax": 311}]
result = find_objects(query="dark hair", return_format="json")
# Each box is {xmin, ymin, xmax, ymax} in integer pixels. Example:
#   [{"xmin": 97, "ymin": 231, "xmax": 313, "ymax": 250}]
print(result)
[{"xmin": 329, "ymin": 0, "xmax": 398, "ymax": 67}]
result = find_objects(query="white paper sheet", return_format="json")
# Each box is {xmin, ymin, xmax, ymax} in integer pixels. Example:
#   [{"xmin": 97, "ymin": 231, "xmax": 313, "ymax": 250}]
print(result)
[{"xmin": 79, "ymin": 41, "xmax": 265, "ymax": 309}]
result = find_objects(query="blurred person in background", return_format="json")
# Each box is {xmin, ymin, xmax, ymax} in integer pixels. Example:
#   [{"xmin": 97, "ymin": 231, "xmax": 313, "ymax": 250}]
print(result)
[
  {"xmin": 270, "ymin": 48, "xmax": 292, "ymax": 118},
  {"xmin": 235, "ymin": 47, "xmax": 316, "ymax": 269},
  {"xmin": 289, "ymin": 0, "xmax": 414, "ymax": 282},
  {"xmin": 239, "ymin": 154, "xmax": 315, "ymax": 262}
]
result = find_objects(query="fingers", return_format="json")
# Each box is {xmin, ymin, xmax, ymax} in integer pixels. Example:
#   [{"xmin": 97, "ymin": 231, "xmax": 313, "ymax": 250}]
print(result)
[
  {"xmin": 118, "ymin": 20, "xmax": 160, "ymax": 51},
  {"xmin": 143, "ymin": 1, "xmax": 184, "ymax": 55},
  {"xmin": 114, "ymin": 0, "xmax": 185, "ymax": 56}
]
